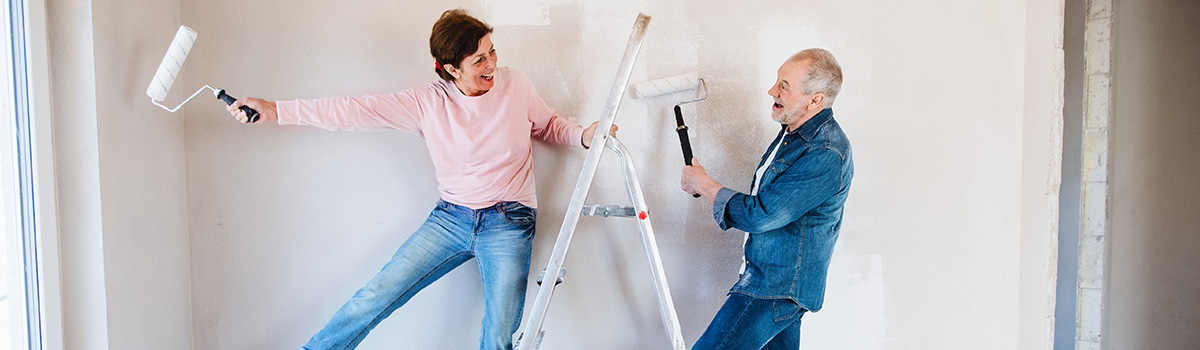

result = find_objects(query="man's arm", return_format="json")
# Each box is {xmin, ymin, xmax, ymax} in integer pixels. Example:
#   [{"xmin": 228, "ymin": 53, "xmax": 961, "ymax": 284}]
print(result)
[{"xmin": 685, "ymin": 150, "xmax": 844, "ymax": 233}]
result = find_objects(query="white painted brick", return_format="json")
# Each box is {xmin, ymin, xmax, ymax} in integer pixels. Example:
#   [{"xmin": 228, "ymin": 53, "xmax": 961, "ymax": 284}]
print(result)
[
  {"xmin": 1082, "ymin": 129, "xmax": 1109, "ymax": 182},
  {"xmin": 1077, "ymin": 340, "xmax": 1101, "ymax": 350},
  {"xmin": 1084, "ymin": 19, "xmax": 1111, "ymax": 54},
  {"xmin": 1079, "ymin": 287, "xmax": 1104, "ymax": 342},
  {"xmin": 1085, "ymin": 74, "xmax": 1111, "ymax": 128},
  {"xmin": 1078, "ymin": 233, "xmax": 1105, "ymax": 289},
  {"xmin": 1087, "ymin": 0, "xmax": 1112, "ymax": 20},
  {"xmin": 1081, "ymin": 181, "xmax": 1108, "ymax": 236},
  {"xmin": 1084, "ymin": 33, "xmax": 1111, "ymax": 76},
  {"xmin": 1084, "ymin": 19, "xmax": 1111, "ymax": 75}
]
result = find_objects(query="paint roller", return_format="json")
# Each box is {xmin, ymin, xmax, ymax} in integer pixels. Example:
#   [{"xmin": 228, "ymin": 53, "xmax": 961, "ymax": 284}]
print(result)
[
  {"xmin": 631, "ymin": 72, "xmax": 707, "ymax": 198},
  {"xmin": 146, "ymin": 25, "xmax": 259, "ymax": 122}
]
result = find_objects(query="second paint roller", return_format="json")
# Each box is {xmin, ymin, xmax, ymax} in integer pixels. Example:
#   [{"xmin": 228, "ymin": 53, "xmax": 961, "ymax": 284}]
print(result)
[
  {"xmin": 146, "ymin": 25, "xmax": 260, "ymax": 122},
  {"xmin": 631, "ymin": 72, "xmax": 707, "ymax": 198}
]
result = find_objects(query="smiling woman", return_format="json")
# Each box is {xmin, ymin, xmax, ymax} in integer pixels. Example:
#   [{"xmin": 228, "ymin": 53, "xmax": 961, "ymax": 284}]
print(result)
[
  {"xmin": 441, "ymin": 34, "xmax": 497, "ymax": 96},
  {"xmin": 219, "ymin": 8, "xmax": 614, "ymax": 350},
  {"xmin": 431, "ymin": 9, "xmax": 498, "ymax": 96}
]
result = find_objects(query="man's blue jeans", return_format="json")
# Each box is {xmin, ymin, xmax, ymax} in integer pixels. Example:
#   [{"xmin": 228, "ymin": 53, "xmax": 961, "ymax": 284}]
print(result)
[
  {"xmin": 691, "ymin": 293, "xmax": 805, "ymax": 350},
  {"xmin": 302, "ymin": 200, "xmax": 536, "ymax": 350}
]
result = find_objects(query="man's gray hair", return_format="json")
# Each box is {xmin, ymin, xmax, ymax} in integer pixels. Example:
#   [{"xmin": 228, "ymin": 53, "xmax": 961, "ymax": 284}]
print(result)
[{"xmin": 789, "ymin": 48, "xmax": 843, "ymax": 107}]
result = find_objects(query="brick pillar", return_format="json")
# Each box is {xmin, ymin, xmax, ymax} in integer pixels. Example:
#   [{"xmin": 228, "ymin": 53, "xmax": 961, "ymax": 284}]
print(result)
[{"xmin": 1077, "ymin": 0, "xmax": 1112, "ymax": 348}]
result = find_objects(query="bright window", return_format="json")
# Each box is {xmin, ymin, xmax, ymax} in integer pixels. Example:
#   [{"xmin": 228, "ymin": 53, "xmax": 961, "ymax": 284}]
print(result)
[{"xmin": 0, "ymin": 0, "xmax": 43, "ymax": 348}]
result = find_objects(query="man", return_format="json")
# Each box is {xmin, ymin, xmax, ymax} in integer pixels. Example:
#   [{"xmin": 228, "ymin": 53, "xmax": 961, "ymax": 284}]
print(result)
[{"xmin": 681, "ymin": 48, "xmax": 853, "ymax": 349}]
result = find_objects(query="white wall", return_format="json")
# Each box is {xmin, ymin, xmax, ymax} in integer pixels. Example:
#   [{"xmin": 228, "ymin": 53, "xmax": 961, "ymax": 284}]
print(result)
[
  {"xmin": 1020, "ymin": 0, "xmax": 1065, "ymax": 348},
  {"xmin": 46, "ymin": 0, "xmax": 110, "ymax": 348},
  {"xmin": 44, "ymin": 0, "xmax": 1063, "ymax": 349},
  {"xmin": 49, "ymin": 0, "xmax": 194, "ymax": 349},
  {"xmin": 180, "ymin": 1, "xmax": 1061, "ymax": 349},
  {"xmin": 1109, "ymin": 0, "xmax": 1200, "ymax": 349}
]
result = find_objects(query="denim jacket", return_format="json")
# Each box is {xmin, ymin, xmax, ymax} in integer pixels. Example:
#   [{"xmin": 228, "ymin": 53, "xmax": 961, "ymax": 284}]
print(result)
[{"xmin": 712, "ymin": 108, "xmax": 853, "ymax": 312}]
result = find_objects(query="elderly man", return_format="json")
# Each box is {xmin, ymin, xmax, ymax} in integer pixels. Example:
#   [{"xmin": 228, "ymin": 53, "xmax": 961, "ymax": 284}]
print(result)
[{"xmin": 681, "ymin": 48, "xmax": 853, "ymax": 349}]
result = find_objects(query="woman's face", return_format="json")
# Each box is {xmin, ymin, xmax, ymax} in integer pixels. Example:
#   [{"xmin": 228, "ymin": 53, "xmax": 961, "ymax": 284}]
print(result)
[{"xmin": 449, "ymin": 34, "xmax": 497, "ymax": 97}]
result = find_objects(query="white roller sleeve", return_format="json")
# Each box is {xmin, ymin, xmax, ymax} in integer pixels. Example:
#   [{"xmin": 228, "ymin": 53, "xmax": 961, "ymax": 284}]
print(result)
[
  {"xmin": 146, "ymin": 25, "xmax": 197, "ymax": 102},
  {"xmin": 630, "ymin": 72, "xmax": 700, "ymax": 99}
]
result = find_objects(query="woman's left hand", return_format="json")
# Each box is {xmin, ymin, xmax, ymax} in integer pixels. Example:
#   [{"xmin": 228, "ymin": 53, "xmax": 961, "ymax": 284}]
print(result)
[{"xmin": 581, "ymin": 121, "xmax": 619, "ymax": 149}]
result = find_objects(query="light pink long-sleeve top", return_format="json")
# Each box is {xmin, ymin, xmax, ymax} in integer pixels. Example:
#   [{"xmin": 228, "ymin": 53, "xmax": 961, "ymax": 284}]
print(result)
[{"xmin": 276, "ymin": 67, "xmax": 584, "ymax": 209}]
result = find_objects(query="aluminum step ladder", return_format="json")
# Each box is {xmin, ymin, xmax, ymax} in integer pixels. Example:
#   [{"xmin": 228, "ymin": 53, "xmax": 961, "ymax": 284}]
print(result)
[{"xmin": 514, "ymin": 13, "xmax": 687, "ymax": 350}]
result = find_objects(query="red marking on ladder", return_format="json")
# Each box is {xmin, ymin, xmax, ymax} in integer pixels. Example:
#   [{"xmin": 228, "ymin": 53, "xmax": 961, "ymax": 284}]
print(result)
[{"xmin": 638, "ymin": 211, "xmax": 648, "ymax": 220}]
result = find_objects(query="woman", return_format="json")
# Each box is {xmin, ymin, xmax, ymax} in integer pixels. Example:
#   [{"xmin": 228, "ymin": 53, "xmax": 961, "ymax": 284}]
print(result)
[{"xmin": 227, "ymin": 9, "xmax": 614, "ymax": 350}]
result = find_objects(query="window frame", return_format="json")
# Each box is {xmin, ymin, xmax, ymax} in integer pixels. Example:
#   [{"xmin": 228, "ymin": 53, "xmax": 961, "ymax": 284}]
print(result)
[{"xmin": 4, "ymin": 0, "xmax": 63, "ymax": 348}]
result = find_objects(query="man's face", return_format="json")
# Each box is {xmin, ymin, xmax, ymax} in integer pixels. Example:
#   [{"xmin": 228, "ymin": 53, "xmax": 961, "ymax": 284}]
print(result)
[{"xmin": 767, "ymin": 59, "xmax": 818, "ymax": 128}]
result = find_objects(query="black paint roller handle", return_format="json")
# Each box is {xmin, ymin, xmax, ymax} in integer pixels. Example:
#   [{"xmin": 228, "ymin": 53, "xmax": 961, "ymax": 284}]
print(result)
[
  {"xmin": 216, "ymin": 89, "xmax": 260, "ymax": 123},
  {"xmin": 675, "ymin": 105, "xmax": 702, "ymax": 198}
]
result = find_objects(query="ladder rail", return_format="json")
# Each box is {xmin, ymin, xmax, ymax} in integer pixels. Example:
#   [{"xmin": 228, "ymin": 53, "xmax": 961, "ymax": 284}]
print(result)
[
  {"xmin": 515, "ymin": 13, "xmax": 651, "ymax": 350},
  {"xmin": 606, "ymin": 139, "xmax": 687, "ymax": 350}
]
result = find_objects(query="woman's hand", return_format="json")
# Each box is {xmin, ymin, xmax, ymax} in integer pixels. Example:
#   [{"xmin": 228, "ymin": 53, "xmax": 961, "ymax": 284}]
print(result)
[
  {"xmin": 227, "ymin": 97, "xmax": 279, "ymax": 124},
  {"xmin": 581, "ymin": 121, "xmax": 619, "ymax": 149}
]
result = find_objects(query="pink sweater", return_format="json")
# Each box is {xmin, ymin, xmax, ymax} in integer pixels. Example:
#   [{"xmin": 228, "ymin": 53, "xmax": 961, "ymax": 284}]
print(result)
[{"xmin": 276, "ymin": 67, "xmax": 585, "ymax": 209}]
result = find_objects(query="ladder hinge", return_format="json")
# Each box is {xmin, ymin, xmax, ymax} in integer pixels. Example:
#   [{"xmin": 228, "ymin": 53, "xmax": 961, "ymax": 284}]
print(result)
[{"xmin": 581, "ymin": 205, "xmax": 637, "ymax": 217}]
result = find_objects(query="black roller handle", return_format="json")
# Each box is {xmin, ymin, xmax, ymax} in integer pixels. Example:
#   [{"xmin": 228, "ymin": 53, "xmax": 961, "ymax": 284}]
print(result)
[
  {"xmin": 675, "ymin": 105, "xmax": 701, "ymax": 198},
  {"xmin": 216, "ymin": 89, "xmax": 260, "ymax": 123}
]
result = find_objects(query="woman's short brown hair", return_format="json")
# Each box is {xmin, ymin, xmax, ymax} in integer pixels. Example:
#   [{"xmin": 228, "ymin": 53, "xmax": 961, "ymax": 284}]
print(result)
[{"xmin": 430, "ymin": 9, "xmax": 493, "ymax": 81}]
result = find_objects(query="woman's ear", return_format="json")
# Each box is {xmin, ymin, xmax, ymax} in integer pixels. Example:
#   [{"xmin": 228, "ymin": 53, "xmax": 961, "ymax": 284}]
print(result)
[{"xmin": 444, "ymin": 64, "xmax": 460, "ymax": 79}]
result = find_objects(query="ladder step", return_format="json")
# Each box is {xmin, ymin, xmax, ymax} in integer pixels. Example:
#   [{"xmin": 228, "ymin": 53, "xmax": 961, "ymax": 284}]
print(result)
[
  {"xmin": 581, "ymin": 205, "xmax": 636, "ymax": 217},
  {"xmin": 533, "ymin": 330, "xmax": 546, "ymax": 349},
  {"xmin": 513, "ymin": 330, "xmax": 547, "ymax": 350},
  {"xmin": 535, "ymin": 267, "xmax": 567, "ymax": 286}
]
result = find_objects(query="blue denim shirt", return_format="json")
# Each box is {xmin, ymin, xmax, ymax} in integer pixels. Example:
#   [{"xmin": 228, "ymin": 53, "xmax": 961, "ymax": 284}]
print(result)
[{"xmin": 712, "ymin": 108, "xmax": 853, "ymax": 312}]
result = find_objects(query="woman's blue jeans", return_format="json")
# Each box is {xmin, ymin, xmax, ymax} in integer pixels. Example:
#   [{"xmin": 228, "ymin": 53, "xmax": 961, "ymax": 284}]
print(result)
[
  {"xmin": 691, "ymin": 292, "xmax": 805, "ymax": 350},
  {"xmin": 302, "ymin": 200, "xmax": 536, "ymax": 350}
]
